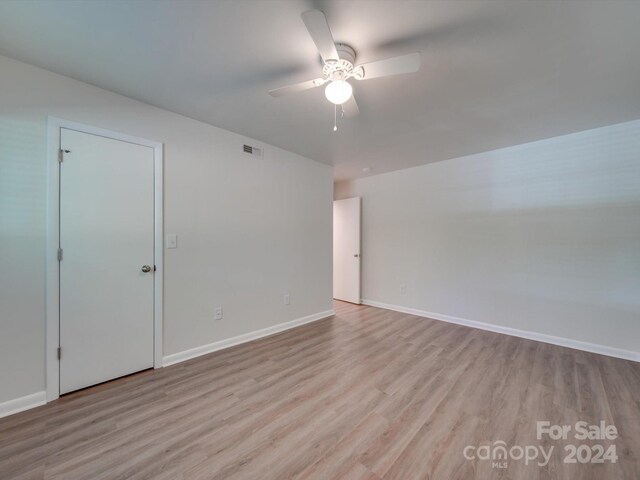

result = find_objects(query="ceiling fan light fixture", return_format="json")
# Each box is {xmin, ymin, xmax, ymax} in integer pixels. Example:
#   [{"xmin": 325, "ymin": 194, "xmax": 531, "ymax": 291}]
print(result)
[{"xmin": 325, "ymin": 80, "xmax": 353, "ymax": 105}]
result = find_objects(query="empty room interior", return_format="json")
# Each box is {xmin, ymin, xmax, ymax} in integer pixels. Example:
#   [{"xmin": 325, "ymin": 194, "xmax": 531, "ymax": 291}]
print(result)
[{"xmin": 1, "ymin": 1, "xmax": 639, "ymax": 479}]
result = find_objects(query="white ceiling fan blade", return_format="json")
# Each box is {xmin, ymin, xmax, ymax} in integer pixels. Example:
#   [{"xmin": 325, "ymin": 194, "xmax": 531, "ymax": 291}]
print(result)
[
  {"xmin": 357, "ymin": 52, "xmax": 421, "ymax": 80},
  {"xmin": 301, "ymin": 10, "xmax": 339, "ymax": 64},
  {"xmin": 268, "ymin": 78, "xmax": 324, "ymax": 97},
  {"xmin": 342, "ymin": 95, "xmax": 359, "ymax": 118}
]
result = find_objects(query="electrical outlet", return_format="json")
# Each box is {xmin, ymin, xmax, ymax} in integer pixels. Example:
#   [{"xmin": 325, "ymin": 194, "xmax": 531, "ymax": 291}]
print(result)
[
  {"xmin": 400, "ymin": 284, "xmax": 406, "ymax": 294},
  {"xmin": 214, "ymin": 307, "xmax": 223, "ymax": 320},
  {"xmin": 284, "ymin": 294, "xmax": 290, "ymax": 306}
]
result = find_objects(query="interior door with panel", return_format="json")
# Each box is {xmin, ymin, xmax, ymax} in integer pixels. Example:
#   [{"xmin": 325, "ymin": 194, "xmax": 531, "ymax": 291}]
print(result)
[
  {"xmin": 59, "ymin": 128, "xmax": 155, "ymax": 394},
  {"xmin": 333, "ymin": 197, "xmax": 361, "ymax": 304}
]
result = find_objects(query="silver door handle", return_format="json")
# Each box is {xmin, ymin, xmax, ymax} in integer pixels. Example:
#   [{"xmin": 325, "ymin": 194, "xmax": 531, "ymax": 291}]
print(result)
[{"xmin": 141, "ymin": 265, "xmax": 152, "ymax": 273}]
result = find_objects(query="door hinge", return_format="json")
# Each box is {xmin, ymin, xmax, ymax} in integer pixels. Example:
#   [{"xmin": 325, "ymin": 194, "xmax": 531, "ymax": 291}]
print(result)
[
  {"xmin": 57, "ymin": 247, "xmax": 63, "ymax": 261},
  {"xmin": 57, "ymin": 347, "xmax": 62, "ymax": 360},
  {"xmin": 58, "ymin": 149, "xmax": 70, "ymax": 163}
]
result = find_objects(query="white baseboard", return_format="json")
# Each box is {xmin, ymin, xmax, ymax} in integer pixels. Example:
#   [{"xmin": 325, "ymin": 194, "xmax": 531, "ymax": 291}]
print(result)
[
  {"xmin": 0, "ymin": 391, "xmax": 47, "ymax": 419},
  {"xmin": 163, "ymin": 309, "xmax": 335, "ymax": 367},
  {"xmin": 362, "ymin": 299, "xmax": 640, "ymax": 363}
]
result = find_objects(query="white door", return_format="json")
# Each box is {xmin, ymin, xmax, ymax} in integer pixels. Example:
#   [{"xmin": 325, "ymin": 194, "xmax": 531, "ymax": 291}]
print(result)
[
  {"xmin": 333, "ymin": 197, "xmax": 361, "ymax": 304},
  {"xmin": 59, "ymin": 128, "xmax": 155, "ymax": 394}
]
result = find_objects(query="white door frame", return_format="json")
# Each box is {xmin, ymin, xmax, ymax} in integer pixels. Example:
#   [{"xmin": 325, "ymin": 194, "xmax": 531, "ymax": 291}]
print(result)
[{"xmin": 45, "ymin": 117, "xmax": 164, "ymax": 402}]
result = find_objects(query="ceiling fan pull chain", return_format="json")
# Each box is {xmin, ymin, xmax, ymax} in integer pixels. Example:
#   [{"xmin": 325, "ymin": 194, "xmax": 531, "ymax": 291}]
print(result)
[{"xmin": 333, "ymin": 103, "xmax": 338, "ymax": 132}]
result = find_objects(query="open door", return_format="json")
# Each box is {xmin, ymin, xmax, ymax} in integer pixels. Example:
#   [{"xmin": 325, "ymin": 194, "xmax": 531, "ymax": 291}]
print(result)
[{"xmin": 333, "ymin": 197, "xmax": 361, "ymax": 304}]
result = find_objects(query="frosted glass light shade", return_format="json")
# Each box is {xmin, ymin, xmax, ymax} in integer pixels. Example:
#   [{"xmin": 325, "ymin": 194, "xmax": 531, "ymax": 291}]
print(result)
[{"xmin": 325, "ymin": 80, "xmax": 353, "ymax": 105}]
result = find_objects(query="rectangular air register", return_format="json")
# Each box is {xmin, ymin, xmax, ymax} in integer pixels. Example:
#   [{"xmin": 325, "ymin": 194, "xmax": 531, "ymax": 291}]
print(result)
[{"xmin": 243, "ymin": 144, "xmax": 263, "ymax": 157}]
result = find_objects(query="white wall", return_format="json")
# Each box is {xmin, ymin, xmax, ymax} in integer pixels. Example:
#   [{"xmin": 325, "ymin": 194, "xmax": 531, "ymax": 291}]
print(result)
[
  {"xmin": 0, "ymin": 55, "xmax": 333, "ymax": 405},
  {"xmin": 335, "ymin": 119, "xmax": 640, "ymax": 357}
]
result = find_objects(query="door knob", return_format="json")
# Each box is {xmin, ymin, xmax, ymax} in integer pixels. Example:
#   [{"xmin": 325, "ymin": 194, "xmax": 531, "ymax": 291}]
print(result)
[
  {"xmin": 354, "ymin": 254, "xmax": 360, "ymax": 258},
  {"xmin": 141, "ymin": 265, "xmax": 152, "ymax": 273}
]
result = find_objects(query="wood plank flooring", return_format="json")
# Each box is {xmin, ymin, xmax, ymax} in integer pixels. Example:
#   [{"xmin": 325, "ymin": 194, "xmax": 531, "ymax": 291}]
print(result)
[{"xmin": 1, "ymin": 301, "xmax": 639, "ymax": 479}]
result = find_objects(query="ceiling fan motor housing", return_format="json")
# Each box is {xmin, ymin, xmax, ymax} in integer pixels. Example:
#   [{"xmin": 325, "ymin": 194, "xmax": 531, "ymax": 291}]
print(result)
[{"xmin": 323, "ymin": 43, "xmax": 356, "ymax": 77}]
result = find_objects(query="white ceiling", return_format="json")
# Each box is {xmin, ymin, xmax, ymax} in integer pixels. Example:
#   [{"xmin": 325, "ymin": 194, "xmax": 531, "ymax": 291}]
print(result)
[{"xmin": 1, "ymin": 0, "xmax": 640, "ymax": 181}]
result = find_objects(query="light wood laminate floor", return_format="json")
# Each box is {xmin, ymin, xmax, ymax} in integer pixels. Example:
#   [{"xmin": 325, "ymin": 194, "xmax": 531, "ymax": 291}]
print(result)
[{"xmin": 1, "ymin": 301, "xmax": 639, "ymax": 479}]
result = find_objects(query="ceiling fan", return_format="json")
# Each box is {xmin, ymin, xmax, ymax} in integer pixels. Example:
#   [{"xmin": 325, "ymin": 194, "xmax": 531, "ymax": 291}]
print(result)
[{"xmin": 269, "ymin": 10, "xmax": 421, "ymax": 123}]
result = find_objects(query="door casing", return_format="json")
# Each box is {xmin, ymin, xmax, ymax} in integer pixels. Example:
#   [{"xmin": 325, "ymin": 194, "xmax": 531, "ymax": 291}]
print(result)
[{"xmin": 46, "ymin": 117, "xmax": 164, "ymax": 402}]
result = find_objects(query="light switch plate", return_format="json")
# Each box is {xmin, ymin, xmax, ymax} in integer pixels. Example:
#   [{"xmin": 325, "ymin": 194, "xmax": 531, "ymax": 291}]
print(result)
[{"xmin": 167, "ymin": 234, "xmax": 178, "ymax": 249}]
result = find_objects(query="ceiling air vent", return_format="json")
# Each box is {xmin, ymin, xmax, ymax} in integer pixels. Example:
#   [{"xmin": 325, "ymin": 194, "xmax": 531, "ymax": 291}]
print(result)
[{"xmin": 243, "ymin": 144, "xmax": 263, "ymax": 157}]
